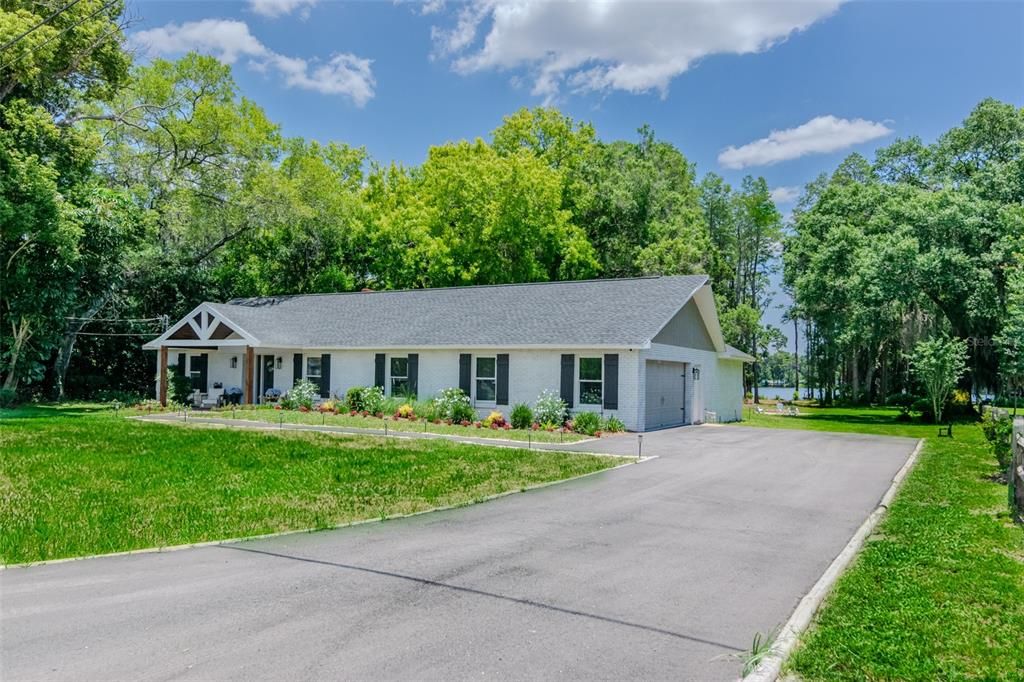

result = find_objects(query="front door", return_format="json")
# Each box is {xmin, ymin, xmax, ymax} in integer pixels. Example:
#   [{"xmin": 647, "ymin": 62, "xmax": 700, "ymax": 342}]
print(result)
[{"xmin": 262, "ymin": 356, "xmax": 275, "ymax": 393}]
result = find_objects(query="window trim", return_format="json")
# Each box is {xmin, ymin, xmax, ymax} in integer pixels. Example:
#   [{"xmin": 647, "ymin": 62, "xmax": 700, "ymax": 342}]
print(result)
[
  {"xmin": 305, "ymin": 356, "xmax": 322, "ymax": 382},
  {"xmin": 578, "ymin": 356, "xmax": 603, "ymax": 406},
  {"xmin": 189, "ymin": 354, "xmax": 206, "ymax": 391},
  {"xmin": 474, "ymin": 355, "xmax": 497, "ymax": 405},
  {"xmin": 389, "ymin": 355, "xmax": 409, "ymax": 397}
]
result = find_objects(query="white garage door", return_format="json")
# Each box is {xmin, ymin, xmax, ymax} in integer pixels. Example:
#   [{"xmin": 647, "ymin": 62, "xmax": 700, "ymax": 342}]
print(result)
[{"xmin": 645, "ymin": 360, "xmax": 686, "ymax": 430}]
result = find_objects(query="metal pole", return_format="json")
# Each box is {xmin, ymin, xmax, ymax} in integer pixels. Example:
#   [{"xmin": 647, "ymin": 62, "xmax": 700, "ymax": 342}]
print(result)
[
  {"xmin": 528, "ymin": 431, "xmax": 531, "ymax": 449},
  {"xmin": 385, "ymin": 422, "xmax": 388, "ymax": 438},
  {"xmin": 637, "ymin": 434, "xmax": 643, "ymax": 461}
]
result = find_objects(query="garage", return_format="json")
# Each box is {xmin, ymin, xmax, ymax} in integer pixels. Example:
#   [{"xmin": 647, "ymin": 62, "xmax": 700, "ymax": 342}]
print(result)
[{"xmin": 644, "ymin": 360, "xmax": 687, "ymax": 430}]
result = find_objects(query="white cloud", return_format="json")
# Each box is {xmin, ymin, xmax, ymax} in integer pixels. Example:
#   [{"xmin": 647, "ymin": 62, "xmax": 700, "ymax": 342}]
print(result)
[
  {"xmin": 430, "ymin": 0, "xmax": 844, "ymax": 99},
  {"xmin": 420, "ymin": 0, "xmax": 446, "ymax": 15},
  {"xmin": 718, "ymin": 115, "xmax": 893, "ymax": 169},
  {"xmin": 769, "ymin": 186, "xmax": 801, "ymax": 204},
  {"xmin": 133, "ymin": 19, "xmax": 268, "ymax": 64},
  {"xmin": 132, "ymin": 19, "xmax": 375, "ymax": 106},
  {"xmin": 249, "ymin": 0, "xmax": 318, "ymax": 19}
]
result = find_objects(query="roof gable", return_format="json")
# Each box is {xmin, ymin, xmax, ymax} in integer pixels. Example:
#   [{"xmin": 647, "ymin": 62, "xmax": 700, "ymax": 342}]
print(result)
[{"xmin": 652, "ymin": 298, "xmax": 716, "ymax": 351}]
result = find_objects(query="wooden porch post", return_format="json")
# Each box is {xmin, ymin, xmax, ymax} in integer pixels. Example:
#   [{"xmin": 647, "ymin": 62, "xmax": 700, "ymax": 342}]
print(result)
[
  {"xmin": 243, "ymin": 345, "xmax": 255, "ymax": 404},
  {"xmin": 159, "ymin": 346, "xmax": 168, "ymax": 406}
]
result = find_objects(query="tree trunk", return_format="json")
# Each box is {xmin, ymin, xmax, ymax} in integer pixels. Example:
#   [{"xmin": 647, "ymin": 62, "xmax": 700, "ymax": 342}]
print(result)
[
  {"xmin": 751, "ymin": 329, "xmax": 760, "ymax": 404},
  {"xmin": 51, "ymin": 293, "xmax": 110, "ymax": 400},
  {"xmin": 793, "ymin": 316, "xmax": 800, "ymax": 397},
  {"xmin": 851, "ymin": 347, "xmax": 860, "ymax": 404},
  {"xmin": 2, "ymin": 318, "xmax": 32, "ymax": 391}
]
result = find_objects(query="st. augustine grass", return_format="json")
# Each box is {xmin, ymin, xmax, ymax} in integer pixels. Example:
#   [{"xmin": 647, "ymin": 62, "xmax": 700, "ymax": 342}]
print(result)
[
  {"xmin": 189, "ymin": 406, "xmax": 591, "ymax": 443},
  {"xmin": 735, "ymin": 405, "xmax": 1024, "ymax": 680},
  {"xmin": 0, "ymin": 404, "xmax": 618, "ymax": 565}
]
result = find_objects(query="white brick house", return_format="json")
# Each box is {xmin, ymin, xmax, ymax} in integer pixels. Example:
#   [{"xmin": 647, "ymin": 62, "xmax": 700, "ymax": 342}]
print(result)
[{"xmin": 143, "ymin": 276, "xmax": 752, "ymax": 430}]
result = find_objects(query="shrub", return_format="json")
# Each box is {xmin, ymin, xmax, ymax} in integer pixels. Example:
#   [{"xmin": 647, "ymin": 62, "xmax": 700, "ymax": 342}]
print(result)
[
  {"xmin": 534, "ymin": 389, "xmax": 567, "ymax": 425},
  {"xmin": 911, "ymin": 398, "xmax": 935, "ymax": 423},
  {"xmin": 981, "ymin": 411, "xmax": 1014, "ymax": 469},
  {"xmin": 483, "ymin": 410, "xmax": 506, "ymax": 428},
  {"xmin": 396, "ymin": 403, "xmax": 415, "ymax": 419},
  {"xmin": 0, "ymin": 387, "xmax": 18, "ymax": 409},
  {"xmin": 95, "ymin": 389, "xmax": 145, "ymax": 405},
  {"xmin": 288, "ymin": 379, "xmax": 319, "ymax": 410},
  {"xmin": 380, "ymin": 395, "xmax": 405, "ymax": 416},
  {"xmin": 945, "ymin": 389, "xmax": 977, "ymax": 419},
  {"xmin": 510, "ymin": 403, "xmax": 533, "ymax": 430},
  {"xmin": 433, "ymin": 387, "xmax": 474, "ymax": 422},
  {"xmin": 345, "ymin": 386, "xmax": 369, "ymax": 412},
  {"xmin": 167, "ymin": 368, "xmax": 193, "ymax": 406},
  {"xmin": 886, "ymin": 393, "xmax": 916, "ymax": 409},
  {"xmin": 603, "ymin": 415, "xmax": 625, "ymax": 433},
  {"xmin": 572, "ymin": 410, "xmax": 601, "ymax": 436},
  {"xmin": 360, "ymin": 386, "xmax": 386, "ymax": 416},
  {"xmin": 319, "ymin": 400, "xmax": 337, "ymax": 413},
  {"xmin": 413, "ymin": 399, "xmax": 438, "ymax": 421}
]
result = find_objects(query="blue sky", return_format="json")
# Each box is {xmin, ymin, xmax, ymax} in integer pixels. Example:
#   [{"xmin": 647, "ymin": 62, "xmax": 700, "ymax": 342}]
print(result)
[{"xmin": 131, "ymin": 0, "xmax": 1024, "ymax": 345}]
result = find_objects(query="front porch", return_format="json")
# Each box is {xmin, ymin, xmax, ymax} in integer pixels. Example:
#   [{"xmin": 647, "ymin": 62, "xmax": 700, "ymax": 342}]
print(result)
[{"xmin": 145, "ymin": 304, "xmax": 299, "ymax": 407}]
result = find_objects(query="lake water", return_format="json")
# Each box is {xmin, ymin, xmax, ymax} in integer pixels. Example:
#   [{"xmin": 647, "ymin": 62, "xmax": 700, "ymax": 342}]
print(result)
[{"xmin": 756, "ymin": 386, "xmax": 802, "ymax": 401}]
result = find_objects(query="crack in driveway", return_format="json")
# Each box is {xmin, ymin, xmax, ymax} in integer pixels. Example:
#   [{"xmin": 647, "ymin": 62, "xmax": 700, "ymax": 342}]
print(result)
[{"xmin": 222, "ymin": 544, "xmax": 744, "ymax": 653}]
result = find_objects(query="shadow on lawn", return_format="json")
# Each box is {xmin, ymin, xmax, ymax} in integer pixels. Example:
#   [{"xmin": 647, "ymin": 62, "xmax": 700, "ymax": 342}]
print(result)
[{"xmin": 1, "ymin": 403, "xmax": 116, "ymax": 421}]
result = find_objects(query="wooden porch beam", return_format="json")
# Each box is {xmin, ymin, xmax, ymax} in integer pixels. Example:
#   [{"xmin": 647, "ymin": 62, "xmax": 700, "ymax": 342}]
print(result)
[
  {"xmin": 159, "ymin": 346, "xmax": 168, "ymax": 406},
  {"xmin": 243, "ymin": 345, "xmax": 255, "ymax": 404}
]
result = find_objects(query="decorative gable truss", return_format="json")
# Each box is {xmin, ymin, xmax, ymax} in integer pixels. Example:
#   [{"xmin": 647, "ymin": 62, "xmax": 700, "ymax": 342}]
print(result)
[{"xmin": 142, "ymin": 304, "xmax": 259, "ymax": 349}]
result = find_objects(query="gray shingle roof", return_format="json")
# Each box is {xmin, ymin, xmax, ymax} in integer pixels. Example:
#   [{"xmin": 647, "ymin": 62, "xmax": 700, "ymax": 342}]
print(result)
[{"xmin": 205, "ymin": 275, "xmax": 709, "ymax": 349}]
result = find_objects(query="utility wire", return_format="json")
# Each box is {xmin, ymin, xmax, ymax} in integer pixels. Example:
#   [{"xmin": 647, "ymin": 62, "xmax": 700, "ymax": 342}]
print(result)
[
  {"xmin": 66, "ymin": 316, "xmax": 163, "ymax": 322},
  {"xmin": 76, "ymin": 331, "xmax": 159, "ymax": 336},
  {"xmin": 0, "ymin": 0, "xmax": 86, "ymax": 54},
  {"xmin": 1, "ymin": 0, "xmax": 119, "ymax": 70}
]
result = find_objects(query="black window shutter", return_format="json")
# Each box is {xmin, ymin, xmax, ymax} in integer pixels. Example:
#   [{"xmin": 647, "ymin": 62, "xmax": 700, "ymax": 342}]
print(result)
[
  {"xmin": 459, "ymin": 353, "xmax": 472, "ymax": 396},
  {"xmin": 374, "ymin": 353, "xmax": 386, "ymax": 388},
  {"xmin": 603, "ymin": 354, "xmax": 619, "ymax": 410},
  {"xmin": 408, "ymin": 353, "xmax": 419, "ymax": 398},
  {"xmin": 255, "ymin": 354, "xmax": 262, "ymax": 397},
  {"xmin": 199, "ymin": 353, "xmax": 209, "ymax": 392},
  {"xmin": 293, "ymin": 353, "xmax": 303, "ymax": 386},
  {"xmin": 496, "ymin": 353, "xmax": 509, "ymax": 405},
  {"xmin": 176, "ymin": 353, "xmax": 186, "ymax": 376},
  {"xmin": 560, "ymin": 354, "xmax": 575, "ymax": 408},
  {"xmin": 320, "ymin": 353, "xmax": 331, "ymax": 398}
]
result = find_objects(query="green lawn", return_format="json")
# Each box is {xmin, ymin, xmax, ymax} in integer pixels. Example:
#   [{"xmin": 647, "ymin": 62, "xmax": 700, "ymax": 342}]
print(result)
[
  {"xmin": 0, "ymin": 404, "xmax": 619, "ymax": 565},
  {"xmin": 736, "ymin": 405, "xmax": 1024, "ymax": 680},
  {"xmin": 178, "ymin": 406, "xmax": 592, "ymax": 443}
]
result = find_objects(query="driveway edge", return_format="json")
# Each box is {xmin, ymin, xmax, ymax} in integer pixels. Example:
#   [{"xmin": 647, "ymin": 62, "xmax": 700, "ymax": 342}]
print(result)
[
  {"xmin": 742, "ymin": 437, "xmax": 925, "ymax": 682},
  {"xmin": 1, "ymin": 452, "xmax": 647, "ymax": 572}
]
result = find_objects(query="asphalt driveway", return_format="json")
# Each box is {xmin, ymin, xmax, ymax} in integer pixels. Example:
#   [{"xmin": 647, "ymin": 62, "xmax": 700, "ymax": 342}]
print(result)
[{"xmin": 0, "ymin": 425, "xmax": 916, "ymax": 681}]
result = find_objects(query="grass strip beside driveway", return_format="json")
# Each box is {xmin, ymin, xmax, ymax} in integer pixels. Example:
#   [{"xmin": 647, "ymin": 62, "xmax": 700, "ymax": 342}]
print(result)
[
  {"xmin": 736, "ymin": 406, "xmax": 1024, "ymax": 680},
  {"xmin": 0, "ymin": 405, "xmax": 618, "ymax": 565}
]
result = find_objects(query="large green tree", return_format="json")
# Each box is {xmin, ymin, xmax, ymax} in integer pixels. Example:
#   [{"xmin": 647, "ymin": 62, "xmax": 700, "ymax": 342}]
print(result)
[
  {"xmin": 786, "ymin": 99, "xmax": 1024, "ymax": 403},
  {"xmin": 1, "ymin": 0, "xmax": 131, "ymax": 392}
]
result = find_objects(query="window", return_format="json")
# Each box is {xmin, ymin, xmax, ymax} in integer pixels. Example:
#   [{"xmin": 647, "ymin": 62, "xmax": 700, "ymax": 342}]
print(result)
[
  {"xmin": 579, "ymin": 357, "xmax": 602, "ymax": 405},
  {"xmin": 306, "ymin": 357, "xmax": 322, "ymax": 383},
  {"xmin": 475, "ymin": 356, "xmax": 496, "ymax": 402},
  {"xmin": 189, "ymin": 355, "xmax": 202, "ymax": 390},
  {"xmin": 390, "ymin": 356, "xmax": 409, "ymax": 396}
]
